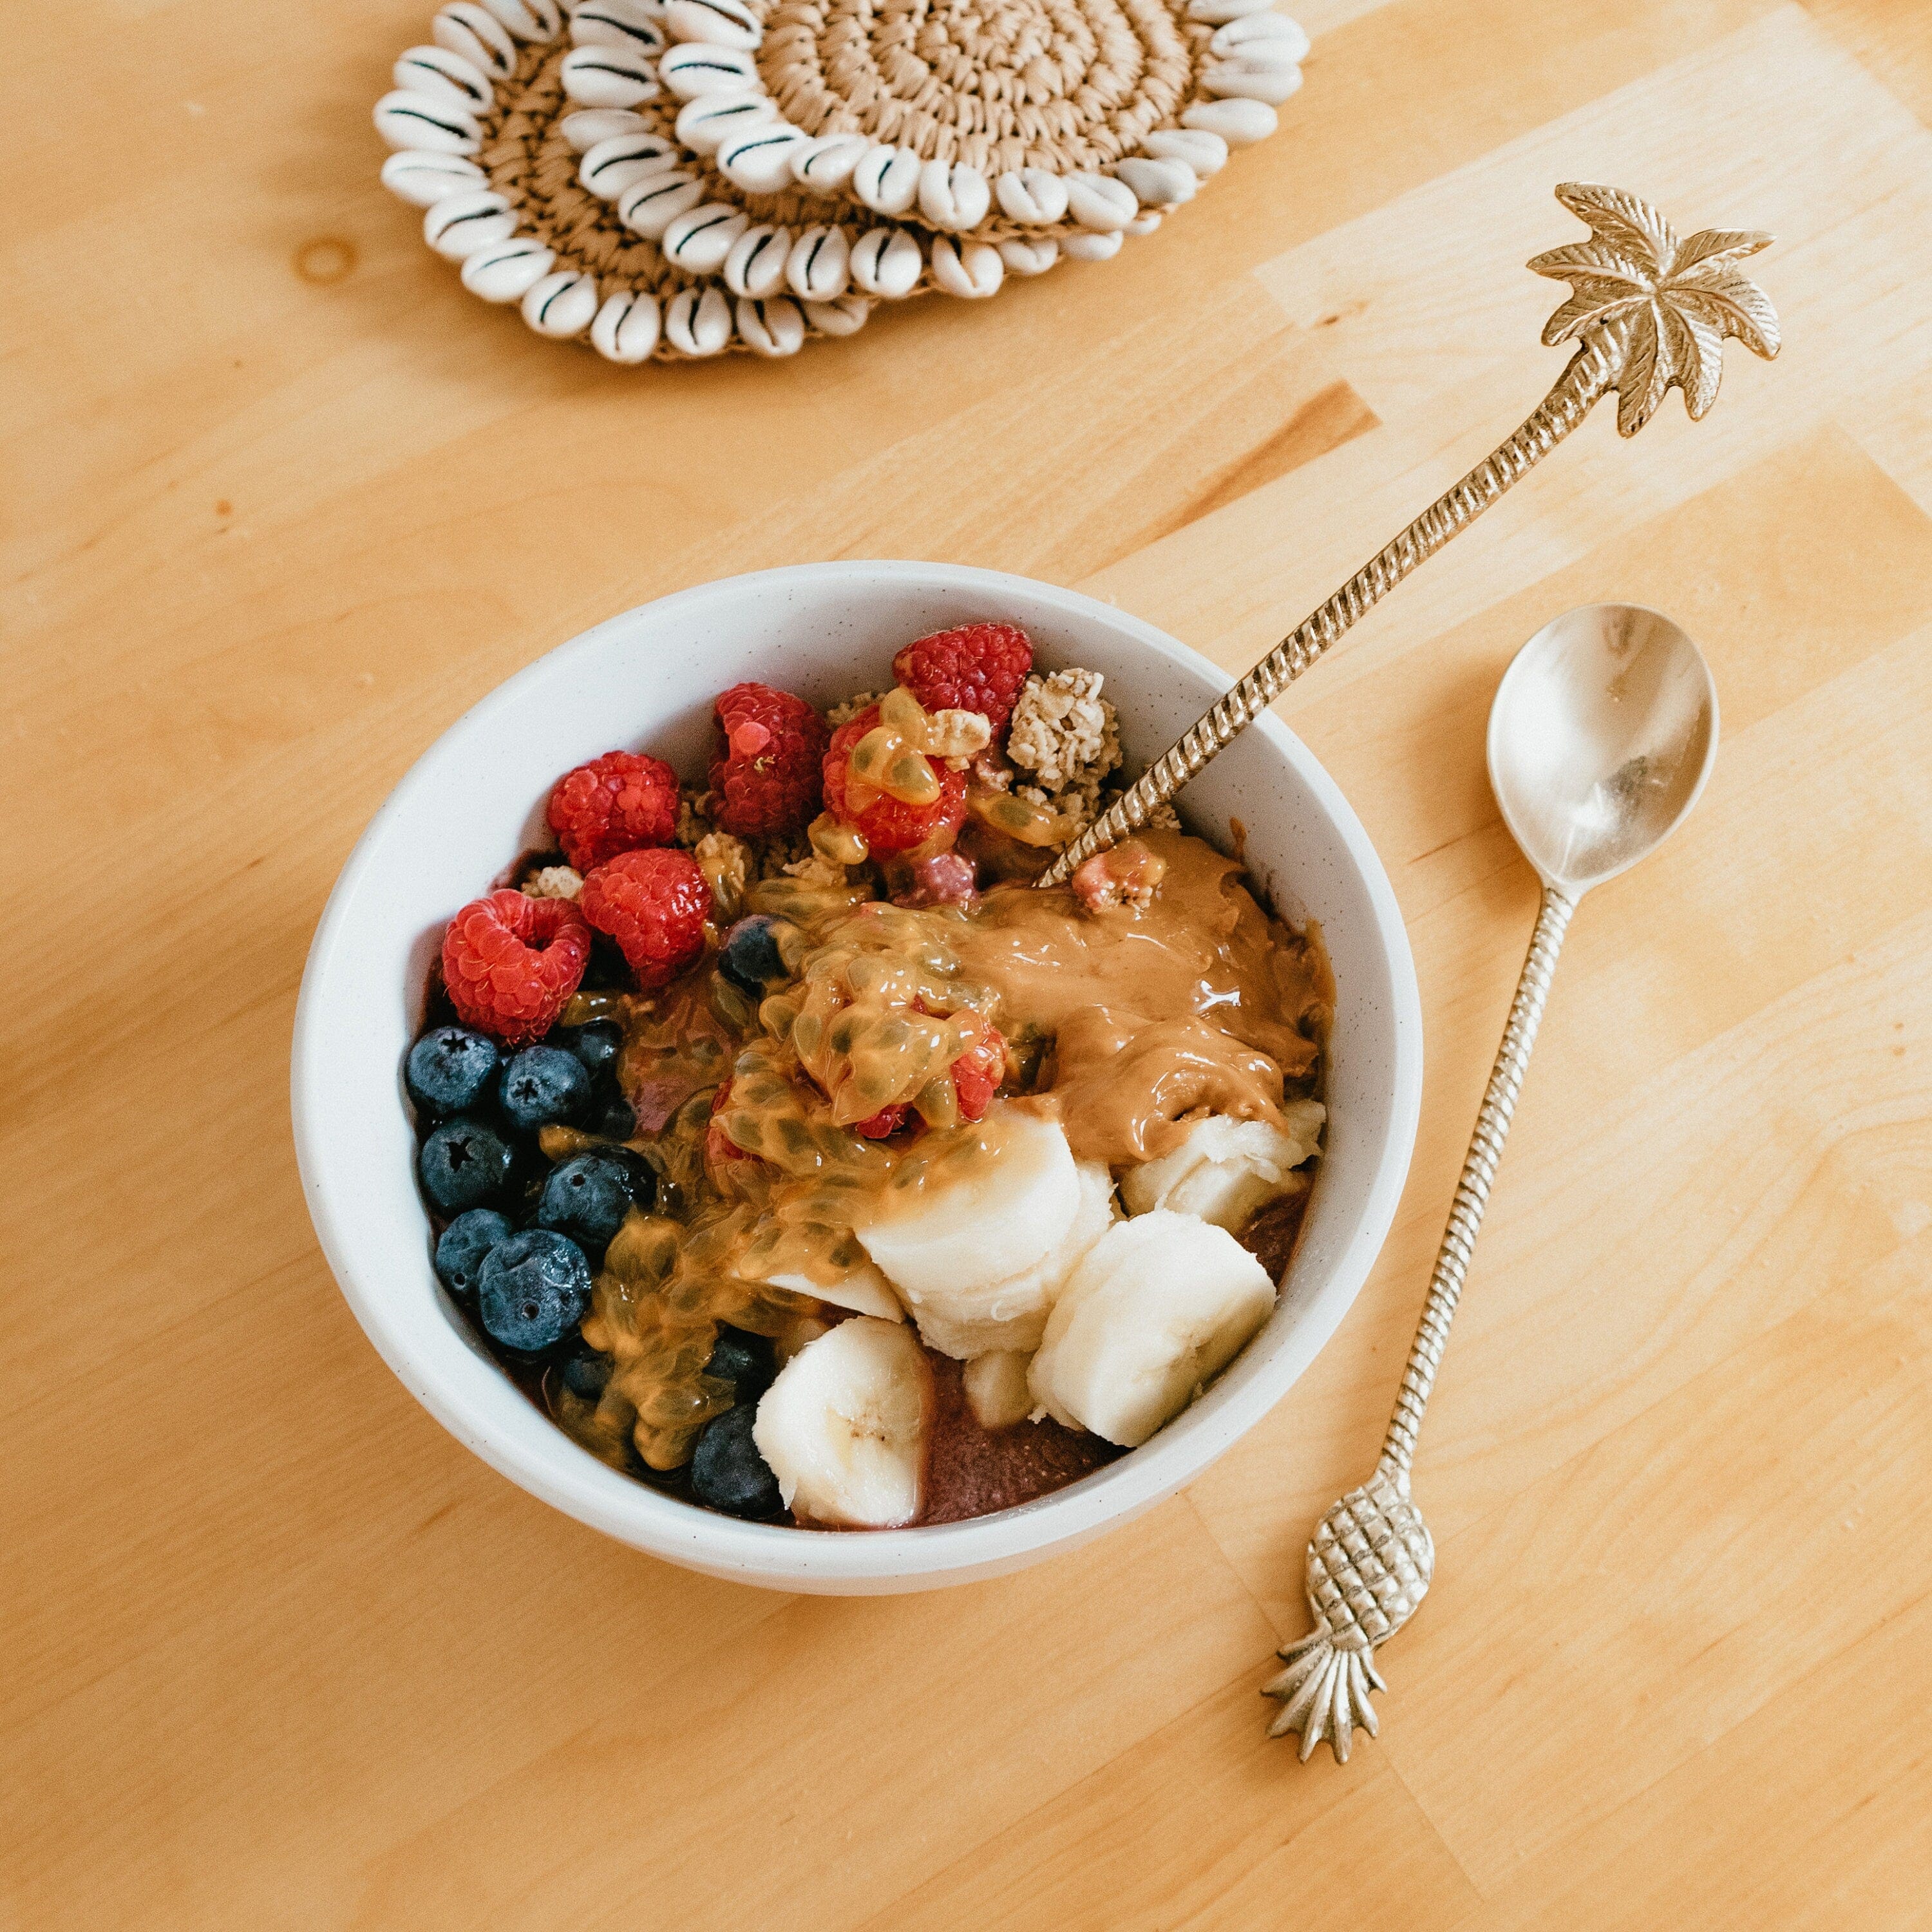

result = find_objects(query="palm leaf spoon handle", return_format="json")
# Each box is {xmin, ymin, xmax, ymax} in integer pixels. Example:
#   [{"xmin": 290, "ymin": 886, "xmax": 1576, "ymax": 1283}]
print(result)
[{"xmin": 1037, "ymin": 182, "xmax": 1779, "ymax": 889}]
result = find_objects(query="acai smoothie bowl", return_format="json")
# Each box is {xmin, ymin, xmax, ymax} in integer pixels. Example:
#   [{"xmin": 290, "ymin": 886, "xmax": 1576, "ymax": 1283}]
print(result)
[{"xmin": 292, "ymin": 564, "xmax": 1421, "ymax": 1593}]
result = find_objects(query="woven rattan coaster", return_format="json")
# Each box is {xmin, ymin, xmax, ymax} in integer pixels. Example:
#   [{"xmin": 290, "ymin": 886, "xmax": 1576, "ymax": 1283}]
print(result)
[{"xmin": 375, "ymin": 0, "xmax": 1307, "ymax": 361}]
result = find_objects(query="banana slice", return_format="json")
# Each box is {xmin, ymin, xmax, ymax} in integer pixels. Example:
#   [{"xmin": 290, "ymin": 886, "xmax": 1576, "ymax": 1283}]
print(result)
[
  {"xmin": 896, "ymin": 1160, "xmax": 1116, "ymax": 1358},
  {"xmin": 1118, "ymin": 1102, "xmax": 1325, "ymax": 1231},
  {"xmin": 752, "ymin": 1316, "xmax": 930, "ymax": 1526},
  {"xmin": 853, "ymin": 1106, "xmax": 1081, "ymax": 1301},
  {"xmin": 1028, "ymin": 1210, "xmax": 1276, "ymax": 1446},
  {"xmin": 755, "ymin": 1256, "xmax": 905, "ymax": 1322},
  {"xmin": 963, "ymin": 1349, "xmax": 1034, "ymax": 1429}
]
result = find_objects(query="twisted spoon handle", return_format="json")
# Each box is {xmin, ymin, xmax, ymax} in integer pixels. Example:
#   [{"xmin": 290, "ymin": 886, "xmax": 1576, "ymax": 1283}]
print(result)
[
  {"xmin": 1381, "ymin": 883, "xmax": 1573, "ymax": 1473},
  {"xmin": 1263, "ymin": 884, "xmax": 1574, "ymax": 1761},
  {"xmin": 1037, "ymin": 336, "xmax": 1619, "ymax": 887}
]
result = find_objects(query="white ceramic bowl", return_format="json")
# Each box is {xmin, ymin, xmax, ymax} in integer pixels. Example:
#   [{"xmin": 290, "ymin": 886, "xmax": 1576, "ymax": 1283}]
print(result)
[{"xmin": 292, "ymin": 563, "xmax": 1422, "ymax": 1593}]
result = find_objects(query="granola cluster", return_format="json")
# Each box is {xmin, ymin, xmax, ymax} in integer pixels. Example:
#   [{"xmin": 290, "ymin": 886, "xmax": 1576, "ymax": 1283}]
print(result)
[
  {"xmin": 1003, "ymin": 668, "xmax": 1172, "ymax": 835},
  {"xmin": 522, "ymin": 864, "xmax": 584, "ymax": 902}
]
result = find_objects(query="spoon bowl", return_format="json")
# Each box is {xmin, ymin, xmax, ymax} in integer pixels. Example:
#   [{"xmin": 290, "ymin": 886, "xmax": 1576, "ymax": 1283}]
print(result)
[{"xmin": 1487, "ymin": 603, "xmax": 1718, "ymax": 895}]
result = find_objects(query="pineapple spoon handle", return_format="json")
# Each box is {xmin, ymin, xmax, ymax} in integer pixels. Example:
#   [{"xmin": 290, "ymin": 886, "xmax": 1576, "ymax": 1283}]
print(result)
[
  {"xmin": 1039, "ymin": 182, "xmax": 1781, "ymax": 889},
  {"xmin": 1262, "ymin": 887, "xmax": 1572, "ymax": 1763},
  {"xmin": 1383, "ymin": 886, "xmax": 1573, "ymax": 1475}
]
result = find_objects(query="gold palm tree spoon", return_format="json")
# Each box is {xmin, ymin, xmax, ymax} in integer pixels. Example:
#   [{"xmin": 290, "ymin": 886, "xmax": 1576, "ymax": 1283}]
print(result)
[{"xmin": 1037, "ymin": 182, "xmax": 1779, "ymax": 889}]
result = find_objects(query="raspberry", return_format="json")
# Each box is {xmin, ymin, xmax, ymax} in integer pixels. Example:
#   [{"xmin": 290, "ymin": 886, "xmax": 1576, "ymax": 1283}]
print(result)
[
  {"xmin": 822, "ymin": 706, "xmax": 968, "ymax": 856},
  {"xmin": 440, "ymin": 891, "xmax": 592, "ymax": 1045},
  {"xmin": 579, "ymin": 848, "xmax": 712, "ymax": 989},
  {"xmin": 891, "ymin": 623, "xmax": 1034, "ymax": 731},
  {"xmin": 849, "ymin": 1018, "xmax": 1003, "ymax": 1137},
  {"xmin": 708, "ymin": 683, "xmax": 828, "ymax": 837},
  {"xmin": 547, "ymin": 750, "xmax": 680, "ymax": 872},
  {"xmin": 705, "ymin": 1079, "xmax": 753, "ymax": 1167},
  {"xmin": 952, "ymin": 1019, "xmax": 1005, "ymax": 1122}
]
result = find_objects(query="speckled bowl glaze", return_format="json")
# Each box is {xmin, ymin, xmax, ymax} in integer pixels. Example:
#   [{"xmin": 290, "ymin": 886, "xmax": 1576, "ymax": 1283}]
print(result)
[{"xmin": 291, "ymin": 562, "xmax": 1422, "ymax": 1593}]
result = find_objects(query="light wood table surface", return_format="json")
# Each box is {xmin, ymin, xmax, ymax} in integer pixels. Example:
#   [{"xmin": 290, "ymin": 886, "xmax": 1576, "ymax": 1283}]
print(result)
[{"xmin": 8, "ymin": 1, "xmax": 1932, "ymax": 1924}]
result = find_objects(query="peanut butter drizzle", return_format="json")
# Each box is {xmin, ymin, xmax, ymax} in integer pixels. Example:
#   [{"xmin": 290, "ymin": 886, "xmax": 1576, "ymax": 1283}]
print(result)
[
  {"xmin": 943, "ymin": 830, "xmax": 1327, "ymax": 1166},
  {"xmin": 554, "ymin": 829, "xmax": 1329, "ymax": 1481}
]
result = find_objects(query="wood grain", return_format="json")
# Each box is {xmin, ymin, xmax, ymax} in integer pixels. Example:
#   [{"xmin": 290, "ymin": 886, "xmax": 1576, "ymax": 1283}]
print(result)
[{"xmin": 6, "ymin": 1, "xmax": 1932, "ymax": 1925}]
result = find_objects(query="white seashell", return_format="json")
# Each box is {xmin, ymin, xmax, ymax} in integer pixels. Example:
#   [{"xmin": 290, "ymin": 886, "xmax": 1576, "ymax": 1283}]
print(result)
[
  {"xmin": 851, "ymin": 145, "xmax": 920, "ymax": 216},
  {"xmin": 736, "ymin": 296, "xmax": 805, "ymax": 357},
  {"xmin": 1187, "ymin": 0, "xmax": 1274, "ymax": 20},
  {"xmin": 663, "ymin": 285, "xmax": 732, "ymax": 356},
  {"xmin": 381, "ymin": 149, "xmax": 488, "ymax": 206},
  {"xmin": 1112, "ymin": 156, "xmax": 1195, "ymax": 207},
  {"xmin": 1142, "ymin": 128, "xmax": 1227, "ymax": 177},
  {"xmin": 998, "ymin": 236, "xmax": 1058, "ymax": 275},
  {"xmin": 850, "ymin": 226, "xmax": 922, "ymax": 298},
  {"xmin": 561, "ymin": 108, "xmax": 649, "ymax": 151},
  {"xmin": 423, "ymin": 189, "xmax": 516, "ymax": 258},
  {"xmin": 433, "ymin": 3, "xmax": 517, "ymax": 79},
  {"xmin": 579, "ymin": 132, "xmax": 679, "ymax": 197},
  {"xmin": 522, "ymin": 269, "xmax": 599, "ymax": 337},
  {"xmin": 1125, "ymin": 210, "xmax": 1163, "ymax": 236},
  {"xmin": 1061, "ymin": 229, "xmax": 1124, "ymax": 261},
  {"xmin": 393, "ymin": 46, "xmax": 493, "ymax": 113},
  {"xmin": 482, "ymin": 0, "xmax": 562, "ymax": 42},
  {"xmin": 1203, "ymin": 59, "xmax": 1302, "ymax": 103},
  {"xmin": 618, "ymin": 169, "xmax": 704, "ymax": 237},
  {"xmin": 460, "ymin": 236, "xmax": 555, "ymax": 300},
  {"xmin": 560, "ymin": 44, "xmax": 661, "ymax": 107},
  {"xmin": 995, "ymin": 167, "xmax": 1069, "ymax": 227},
  {"xmin": 571, "ymin": 0, "xmax": 667, "ymax": 55},
  {"xmin": 1181, "ymin": 97, "xmax": 1278, "ymax": 144},
  {"xmin": 791, "ymin": 133, "xmax": 870, "ymax": 193},
  {"xmin": 929, "ymin": 236, "xmax": 1003, "ymax": 299},
  {"xmin": 664, "ymin": 0, "xmax": 762, "ymax": 52},
  {"xmin": 719, "ymin": 123, "xmax": 809, "ymax": 194},
  {"xmin": 663, "ymin": 202, "xmax": 749, "ymax": 272},
  {"xmin": 676, "ymin": 92, "xmax": 777, "ymax": 154},
  {"xmin": 591, "ymin": 289, "xmax": 661, "ymax": 362},
  {"xmin": 374, "ymin": 90, "xmax": 482, "ymax": 156},
  {"xmin": 724, "ymin": 224, "xmax": 793, "ymax": 297},
  {"xmin": 917, "ymin": 159, "xmax": 990, "ymax": 233},
  {"xmin": 1212, "ymin": 36, "xmax": 1304, "ymax": 74},
  {"xmin": 1065, "ymin": 171, "xmax": 1137, "ymax": 232},
  {"xmin": 1211, "ymin": 12, "xmax": 1311, "ymax": 57},
  {"xmin": 787, "ymin": 225, "xmax": 851, "ymax": 301},
  {"xmin": 804, "ymin": 296, "xmax": 871, "ymax": 337},
  {"xmin": 659, "ymin": 41, "xmax": 759, "ymax": 98}
]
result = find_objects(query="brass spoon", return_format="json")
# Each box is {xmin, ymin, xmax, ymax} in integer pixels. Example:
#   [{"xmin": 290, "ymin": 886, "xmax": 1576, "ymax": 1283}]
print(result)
[
  {"xmin": 1037, "ymin": 181, "xmax": 1777, "ymax": 889},
  {"xmin": 1262, "ymin": 604, "xmax": 1719, "ymax": 1760}
]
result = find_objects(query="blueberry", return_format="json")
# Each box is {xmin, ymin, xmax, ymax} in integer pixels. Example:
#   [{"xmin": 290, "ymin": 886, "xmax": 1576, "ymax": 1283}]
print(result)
[
  {"xmin": 418, "ymin": 1118, "xmax": 513, "ymax": 1213},
  {"xmin": 498, "ymin": 1045, "xmax": 591, "ymax": 1134},
  {"xmin": 558, "ymin": 1345, "xmax": 612, "ymax": 1403},
  {"xmin": 476, "ymin": 1229, "xmax": 592, "ymax": 1355},
  {"xmin": 434, "ymin": 1208, "xmax": 513, "ymax": 1298},
  {"xmin": 589, "ymin": 1092, "xmax": 638, "ymax": 1141},
  {"xmin": 705, "ymin": 1325, "xmax": 777, "ymax": 1399},
  {"xmin": 717, "ymin": 915, "xmax": 788, "ymax": 998},
  {"xmin": 536, "ymin": 1151, "xmax": 638, "ymax": 1256},
  {"xmin": 690, "ymin": 1403, "xmax": 782, "ymax": 1517},
  {"xmin": 406, "ymin": 1026, "xmax": 500, "ymax": 1117},
  {"xmin": 560, "ymin": 1018, "xmax": 625, "ymax": 1083}
]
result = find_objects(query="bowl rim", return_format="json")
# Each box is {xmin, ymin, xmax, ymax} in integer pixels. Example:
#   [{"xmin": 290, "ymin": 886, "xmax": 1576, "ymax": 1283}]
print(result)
[{"xmin": 291, "ymin": 561, "xmax": 1423, "ymax": 1589}]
